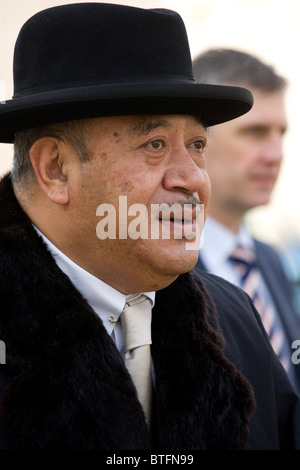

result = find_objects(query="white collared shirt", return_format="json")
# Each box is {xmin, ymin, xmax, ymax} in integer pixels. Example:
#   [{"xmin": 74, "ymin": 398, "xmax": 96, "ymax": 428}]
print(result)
[
  {"xmin": 200, "ymin": 216, "xmax": 255, "ymax": 286},
  {"xmin": 35, "ymin": 228, "xmax": 155, "ymax": 357}
]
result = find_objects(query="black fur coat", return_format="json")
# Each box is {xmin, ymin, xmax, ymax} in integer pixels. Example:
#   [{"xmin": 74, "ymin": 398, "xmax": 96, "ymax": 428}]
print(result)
[{"xmin": 0, "ymin": 174, "xmax": 299, "ymax": 450}]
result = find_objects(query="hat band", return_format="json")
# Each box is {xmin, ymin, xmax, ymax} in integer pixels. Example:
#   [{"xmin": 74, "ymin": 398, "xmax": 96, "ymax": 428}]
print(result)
[{"xmin": 13, "ymin": 74, "xmax": 196, "ymax": 99}]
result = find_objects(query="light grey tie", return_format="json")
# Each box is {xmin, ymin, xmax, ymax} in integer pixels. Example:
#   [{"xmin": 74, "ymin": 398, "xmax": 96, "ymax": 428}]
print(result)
[{"xmin": 121, "ymin": 294, "xmax": 152, "ymax": 426}]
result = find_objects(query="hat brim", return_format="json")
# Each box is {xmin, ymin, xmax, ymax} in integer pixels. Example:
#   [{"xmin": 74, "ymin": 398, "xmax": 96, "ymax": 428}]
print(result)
[{"xmin": 0, "ymin": 82, "xmax": 253, "ymax": 143}]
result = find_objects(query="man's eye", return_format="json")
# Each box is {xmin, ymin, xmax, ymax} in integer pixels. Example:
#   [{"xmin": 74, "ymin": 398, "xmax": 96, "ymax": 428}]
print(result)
[
  {"xmin": 192, "ymin": 140, "xmax": 206, "ymax": 153},
  {"xmin": 148, "ymin": 140, "xmax": 163, "ymax": 150}
]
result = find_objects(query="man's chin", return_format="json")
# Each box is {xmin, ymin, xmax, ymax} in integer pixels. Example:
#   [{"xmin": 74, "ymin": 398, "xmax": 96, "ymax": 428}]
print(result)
[{"xmin": 161, "ymin": 244, "xmax": 200, "ymax": 275}]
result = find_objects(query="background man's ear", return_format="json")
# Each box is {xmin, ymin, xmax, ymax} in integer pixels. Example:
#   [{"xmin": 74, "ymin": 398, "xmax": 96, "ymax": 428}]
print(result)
[{"xmin": 30, "ymin": 137, "xmax": 69, "ymax": 205}]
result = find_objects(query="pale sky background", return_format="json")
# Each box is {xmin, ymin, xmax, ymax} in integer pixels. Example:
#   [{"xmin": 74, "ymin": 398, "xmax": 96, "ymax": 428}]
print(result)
[{"xmin": 1, "ymin": 0, "xmax": 300, "ymax": 249}]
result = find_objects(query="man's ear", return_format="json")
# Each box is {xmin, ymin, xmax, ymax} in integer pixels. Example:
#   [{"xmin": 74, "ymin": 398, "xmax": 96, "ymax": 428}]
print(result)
[{"xmin": 30, "ymin": 137, "xmax": 69, "ymax": 205}]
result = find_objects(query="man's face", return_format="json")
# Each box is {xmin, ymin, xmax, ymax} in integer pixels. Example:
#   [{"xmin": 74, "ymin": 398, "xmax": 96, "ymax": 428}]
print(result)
[
  {"xmin": 64, "ymin": 114, "xmax": 210, "ymax": 293},
  {"xmin": 205, "ymin": 89, "xmax": 287, "ymax": 216}
]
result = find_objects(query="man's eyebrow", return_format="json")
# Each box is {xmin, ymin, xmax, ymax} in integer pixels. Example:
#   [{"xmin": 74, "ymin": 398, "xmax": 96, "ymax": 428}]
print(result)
[{"xmin": 129, "ymin": 118, "xmax": 171, "ymax": 136}]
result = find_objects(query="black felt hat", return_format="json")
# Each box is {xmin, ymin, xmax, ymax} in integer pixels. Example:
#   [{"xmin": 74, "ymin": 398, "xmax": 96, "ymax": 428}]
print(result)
[{"xmin": 0, "ymin": 2, "xmax": 253, "ymax": 143}]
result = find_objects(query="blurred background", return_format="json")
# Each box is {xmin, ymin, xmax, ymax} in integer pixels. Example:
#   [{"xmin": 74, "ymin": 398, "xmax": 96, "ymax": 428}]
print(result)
[{"xmin": 1, "ymin": 0, "xmax": 300, "ymax": 303}]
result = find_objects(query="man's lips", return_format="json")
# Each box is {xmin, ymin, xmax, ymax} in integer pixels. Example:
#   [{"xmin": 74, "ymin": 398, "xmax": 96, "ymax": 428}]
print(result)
[
  {"xmin": 159, "ymin": 214, "xmax": 194, "ymax": 223},
  {"xmin": 156, "ymin": 204, "xmax": 200, "ymax": 238}
]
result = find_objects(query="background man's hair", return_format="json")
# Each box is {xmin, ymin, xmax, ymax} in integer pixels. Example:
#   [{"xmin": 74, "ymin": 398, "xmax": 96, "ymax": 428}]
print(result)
[
  {"xmin": 11, "ymin": 120, "xmax": 91, "ymax": 184},
  {"xmin": 193, "ymin": 48, "xmax": 287, "ymax": 92}
]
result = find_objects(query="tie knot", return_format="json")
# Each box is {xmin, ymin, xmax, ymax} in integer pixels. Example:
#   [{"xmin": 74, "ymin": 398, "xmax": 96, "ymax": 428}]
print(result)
[{"xmin": 121, "ymin": 295, "xmax": 152, "ymax": 353}]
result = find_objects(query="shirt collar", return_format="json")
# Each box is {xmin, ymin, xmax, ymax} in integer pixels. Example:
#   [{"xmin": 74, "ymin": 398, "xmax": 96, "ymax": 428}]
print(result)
[
  {"xmin": 201, "ymin": 216, "xmax": 254, "ymax": 267},
  {"xmin": 34, "ymin": 227, "xmax": 155, "ymax": 335}
]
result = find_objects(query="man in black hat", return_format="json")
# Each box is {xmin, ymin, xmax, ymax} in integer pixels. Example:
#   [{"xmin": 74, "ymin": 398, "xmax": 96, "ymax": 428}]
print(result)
[{"xmin": 0, "ymin": 3, "xmax": 299, "ymax": 450}]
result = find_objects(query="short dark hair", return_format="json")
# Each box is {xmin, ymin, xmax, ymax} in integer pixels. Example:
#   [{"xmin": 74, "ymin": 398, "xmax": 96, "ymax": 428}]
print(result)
[
  {"xmin": 193, "ymin": 48, "xmax": 287, "ymax": 92},
  {"xmin": 11, "ymin": 120, "xmax": 91, "ymax": 184}
]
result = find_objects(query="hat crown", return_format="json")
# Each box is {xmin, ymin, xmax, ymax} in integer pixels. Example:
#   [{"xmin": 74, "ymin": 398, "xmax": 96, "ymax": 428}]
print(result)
[{"xmin": 13, "ymin": 3, "xmax": 194, "ymax": 97}]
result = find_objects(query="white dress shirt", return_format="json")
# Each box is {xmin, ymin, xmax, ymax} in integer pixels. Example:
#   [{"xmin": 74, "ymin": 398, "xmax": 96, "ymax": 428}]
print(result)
[
  {"xmin": 200, "ymin": 216, "xmax": 255, "ymax": 287},
  {"xmin": 35, "ymin": 228, "xmax": 155, "ymax": 357},
  {"xmin": 201, "ymin": 216, "xmax": 280, "ymax": 307}
]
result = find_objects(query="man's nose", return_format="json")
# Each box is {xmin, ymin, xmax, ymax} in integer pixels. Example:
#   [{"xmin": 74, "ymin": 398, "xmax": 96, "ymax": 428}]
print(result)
[
  {"xmin": 262, "ymin": 131, "xmax": 284, "ymax": 164},
  {"xmin": 162, "ymin": 146, "xmax": 205, "ymax": 194}
]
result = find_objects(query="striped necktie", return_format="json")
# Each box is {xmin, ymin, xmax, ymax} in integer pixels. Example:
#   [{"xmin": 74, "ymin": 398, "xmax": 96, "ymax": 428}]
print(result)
[
  {"xmin": 121, "ymin": 294, "xmax": 152, "ymax": 427},
  {"xmin": 229, "ymin": 245, "xmax": 290, "ymax": 372}
]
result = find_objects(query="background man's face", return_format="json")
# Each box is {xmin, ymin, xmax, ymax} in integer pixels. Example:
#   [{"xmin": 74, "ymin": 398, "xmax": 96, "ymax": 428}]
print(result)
[{"xmin": 205, "ymin": 89, "xmax": 287, "ymax": 215}]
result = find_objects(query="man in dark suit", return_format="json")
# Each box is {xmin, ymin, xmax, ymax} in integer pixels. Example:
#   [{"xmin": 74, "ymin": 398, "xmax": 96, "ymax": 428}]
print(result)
[
  {"xmin": 0, "ymin": 4, "xmax": 299, "ymax": 450},
  {"xmin": 193, "ymin": 48, "xmax": 300, "ymax": 396}
]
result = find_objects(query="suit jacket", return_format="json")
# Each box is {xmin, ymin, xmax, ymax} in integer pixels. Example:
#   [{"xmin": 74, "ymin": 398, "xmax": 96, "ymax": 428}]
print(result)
[
  {"xmin": 196, "ymin": 238, "xmax": 300, "ymax": 398},
  {"xmin": 0, "ymin": 174, "xmax": 299, "ymax": 450}
]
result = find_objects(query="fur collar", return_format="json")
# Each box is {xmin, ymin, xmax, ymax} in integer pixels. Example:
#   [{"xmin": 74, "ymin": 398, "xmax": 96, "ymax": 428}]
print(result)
[{"xmin": 0, "ymin": 174, "xmax": 254, "ymax": 449}]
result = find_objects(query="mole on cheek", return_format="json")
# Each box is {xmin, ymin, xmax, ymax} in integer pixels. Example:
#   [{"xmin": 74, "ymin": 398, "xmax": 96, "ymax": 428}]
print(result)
[
  {"xmin": 100, "ymin": 152, "xmax": 108, "ymax": 161},
  {"xmin": 113, "ymin": 131, "xmax": 121, "ymax": 143},
  {"xmin": 119, "ymin": 181, "xmax": 133, "ymax": 193}
]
